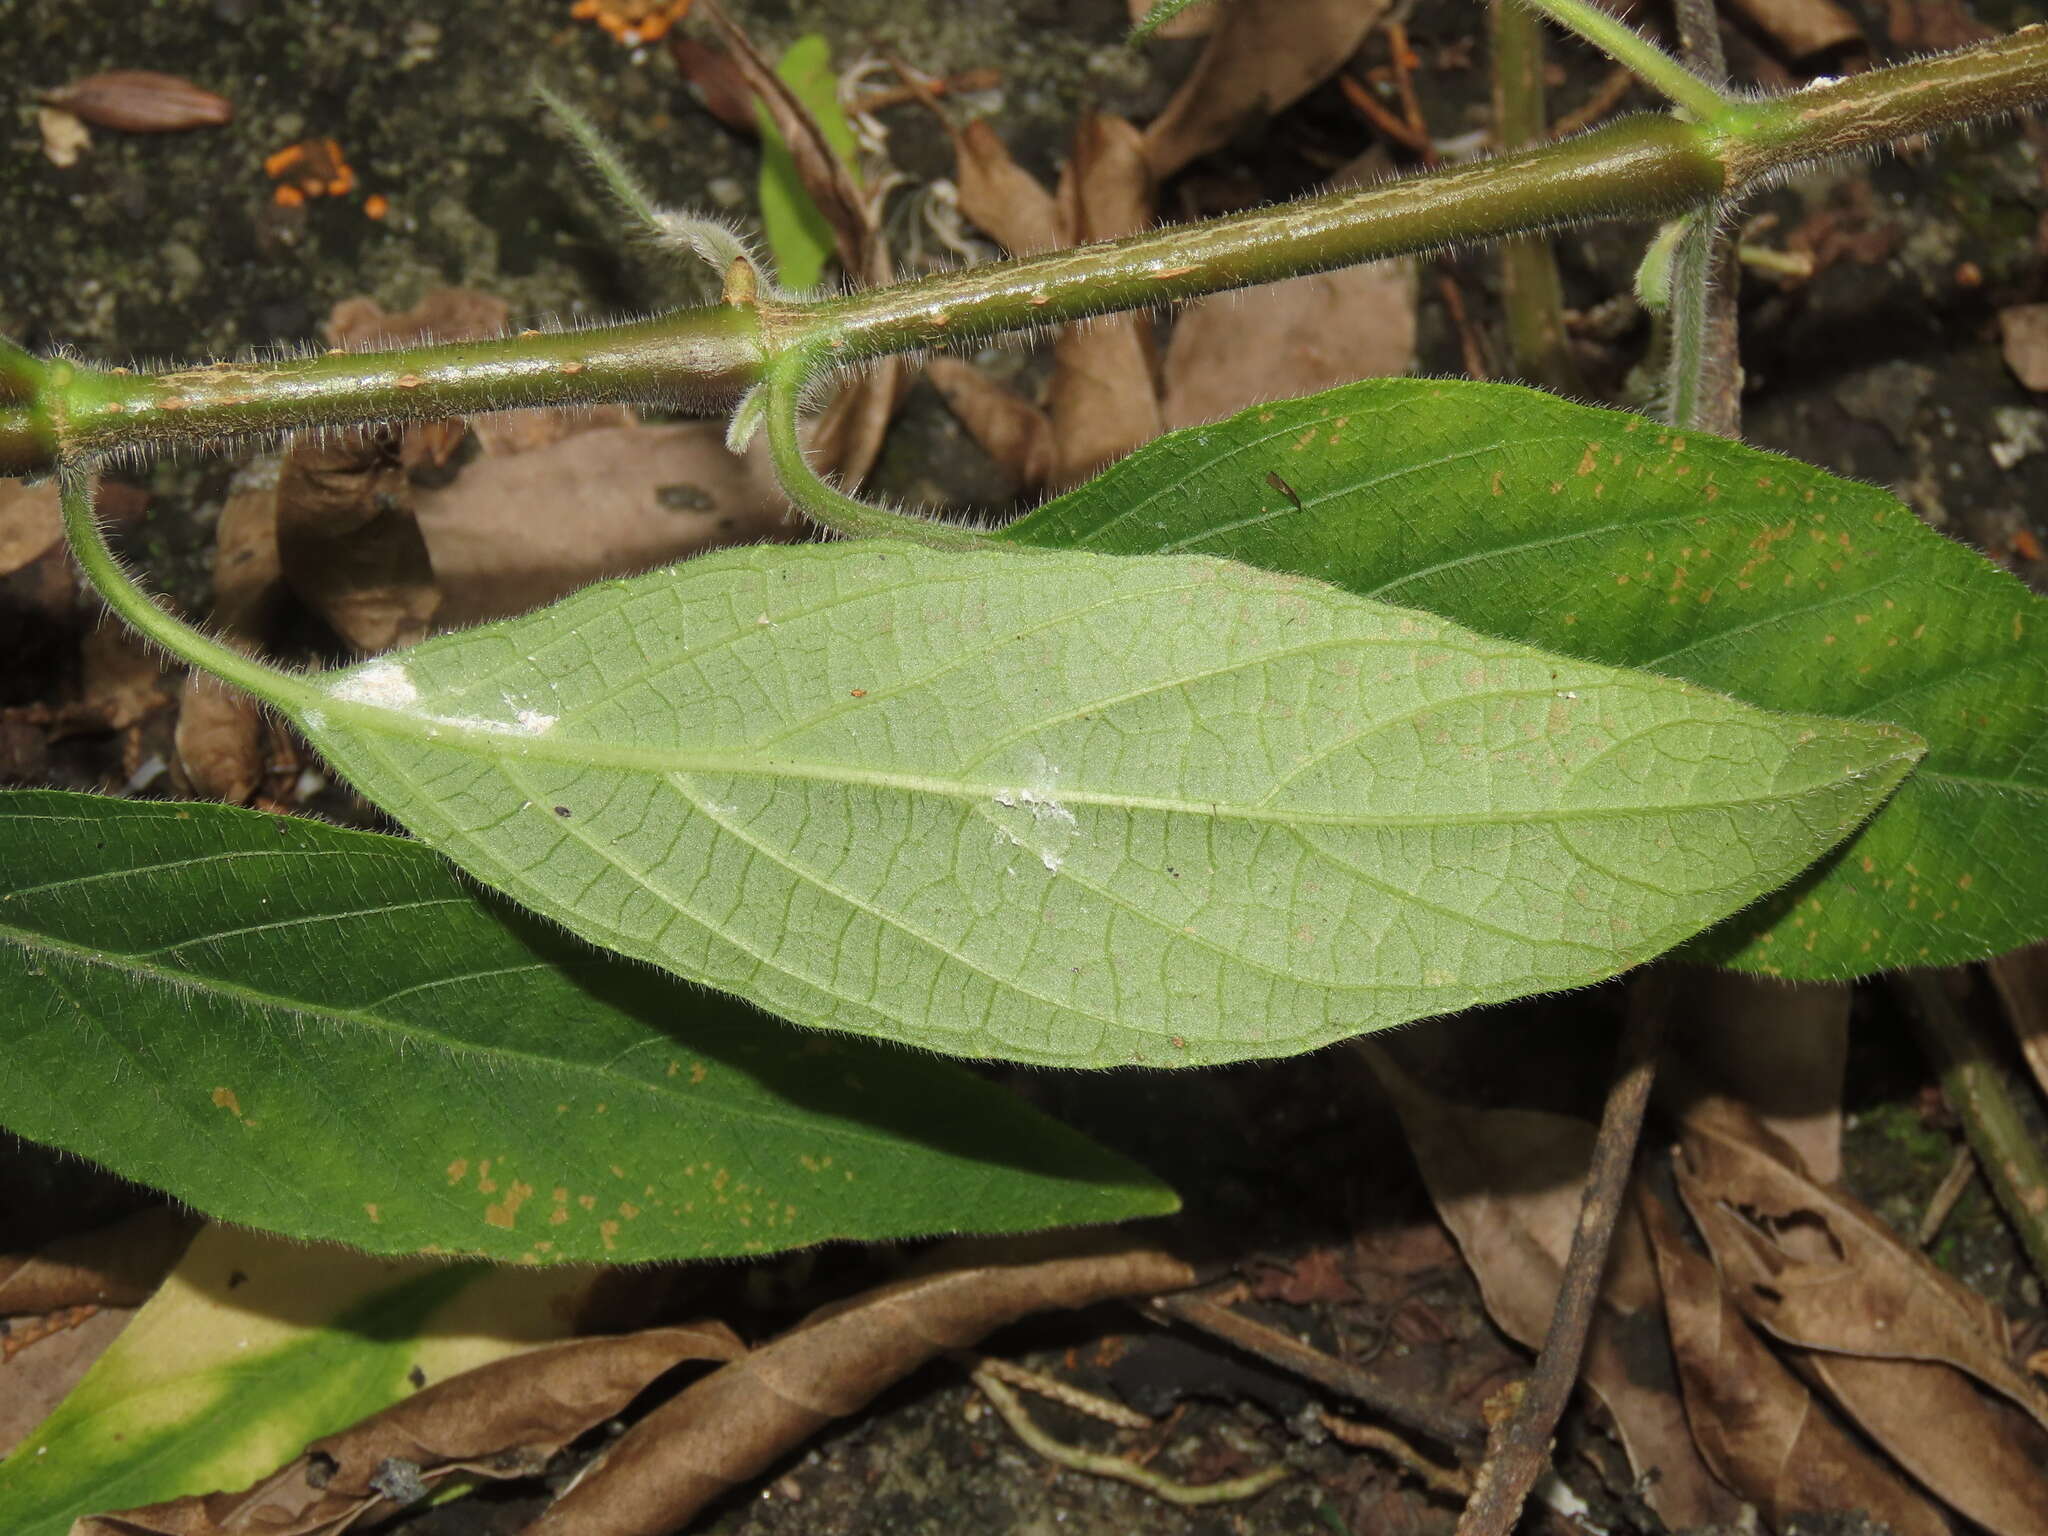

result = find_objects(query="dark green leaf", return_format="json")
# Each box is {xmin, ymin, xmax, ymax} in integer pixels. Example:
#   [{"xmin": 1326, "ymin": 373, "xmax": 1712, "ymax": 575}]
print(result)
[
  {"xmin": 0, "ymin": 790, "xmax": 1173, "ymax": 1261},
  {"xmin": 1002, "ymin": 379, "xmax": 2047, "ymax": 976}
]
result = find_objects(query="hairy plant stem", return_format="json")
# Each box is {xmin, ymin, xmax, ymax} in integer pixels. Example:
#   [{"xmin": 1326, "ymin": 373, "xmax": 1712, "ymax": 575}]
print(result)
[{"xmin": 6, "ymin": 26, "xmax": 2048, "ymax": 482}]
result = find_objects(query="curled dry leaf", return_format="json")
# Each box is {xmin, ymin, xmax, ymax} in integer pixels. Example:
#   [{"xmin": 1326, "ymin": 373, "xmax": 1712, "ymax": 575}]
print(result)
[
  {"xmin": 526, "ymin": 1234, "xmax": 1195, "ymax": 1536},
  {"xmin": 1141, "ymin": 0, "xmax": 1393, "ymax": 179},
  {"xmin": 80, "ymin": 622, "xmax": 175, "ymax": 734},
  {"xmin": 1678, "ymin": 1097, "xmax": 2048, "ymax": 1536},
  {"xmin": 83, "ymin": 1326, "xmax": 745, "ymax": 1536},
  {"xmin": 1361, "ymin": 1043, "xmax": 1745, "ymax": 1530},
  {"xmin": 0, "ymin": 1208, "xmax": 196, "ymax": 1317},
  {"xmin": 40, "ymin": 71, "xmax": 232, "ymax": 132},
  {"xmin": 1642, "ymin": 1189, "xmax": 1947, "ymax": 1536},
  {"xmin": 1663, "ymin": 971, "xmax": 1850, "ymax": 1185},
  {"xmin": 0, "ymin": 479, "xmax": 63, "ymax": 578},
  {"xmin": 1677, "ymin": 1096, "xmax": 2048, "ymax": 1422}
]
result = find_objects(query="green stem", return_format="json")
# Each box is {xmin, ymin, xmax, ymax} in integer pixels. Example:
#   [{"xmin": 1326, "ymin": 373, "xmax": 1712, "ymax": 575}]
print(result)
[
  {"xmin": 1662, "ymin": 207, "xmax": 1736, "ymax": 431},
  {"xmin": 59, "ymin": 466, "xmax": 300, "ymax": 707},
  {"xmin": 762, "ymin": 357, "xmax": 992, "ymax": 547},
  {"xmin": 1512, "ymin": 0, "xmax": 1732, "ymax": 121},
  {"xmin": 6, "ymin": 307, "xmax": 764, "ymax": 475},
  {"xmin": 1492, "ymin": 0, "xmax": 1583, "ymax": 393},
  {"xmin": 0, "ymin": 336, "xmax": 42, "ymax": 402},
  {"xmin": 7, "ymin": 28, "xmax": 2048, "ymax": 480}
]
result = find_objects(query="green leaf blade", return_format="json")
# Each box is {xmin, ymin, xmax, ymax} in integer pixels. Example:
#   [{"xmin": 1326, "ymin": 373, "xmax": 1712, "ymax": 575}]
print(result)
[
  {"xmin": 1002, "ymin": 378, "xmax": 2047, "ymax": 977},
  {"xmin": 286, "ymin": 543, "xmax": 1918, "ymax": 1067},
  {"xmin": 0, "ymin": 790, "xmax": 1172, "ymax": 1261}
]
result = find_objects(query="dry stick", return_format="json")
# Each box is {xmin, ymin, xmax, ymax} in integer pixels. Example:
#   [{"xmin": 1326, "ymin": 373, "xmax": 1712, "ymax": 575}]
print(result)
[
  {"xmin": 1453, "ymin": 969, "xmax": 1670, "ymax": 1536},
  {"xmin": 1550, "ymin": 64, "xmax": 1638, "ymax": 137},
  {"xmin": 1145, "ymin": 1289, "xmax": 1484, "ymax": 1449},
  {"xmin": 1900, "ymin": 971, "xmax": 2048, "ymax": 1287},
  {"xmin": 1320, "ymin": 1407, "xmax": 1474, "ymax": 1498}
]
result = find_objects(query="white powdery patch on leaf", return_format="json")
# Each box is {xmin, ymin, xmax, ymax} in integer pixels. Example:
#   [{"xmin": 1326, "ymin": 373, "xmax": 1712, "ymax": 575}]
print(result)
[{"xmin": 329, "ymin": 660, "xmax": 419, "ymax": 711}]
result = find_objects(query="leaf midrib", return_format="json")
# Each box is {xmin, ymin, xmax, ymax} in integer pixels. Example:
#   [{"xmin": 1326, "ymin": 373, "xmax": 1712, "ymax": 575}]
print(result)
[{"xmin": 321, "ymin": 698, "xmax": 1904, "ymax": 829}]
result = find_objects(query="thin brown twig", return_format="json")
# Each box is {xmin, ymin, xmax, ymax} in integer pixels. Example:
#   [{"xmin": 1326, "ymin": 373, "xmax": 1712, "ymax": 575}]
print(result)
[
  {"xmin": 1341, "ymin": 74, "xmax": 1438, "ymax": 156},
  {"xmin": 1550, "ymin": 64, "xmax": 1638, "ymax": 138},
  {"xmin": 1386, "ymin": 21, "xmax": 1440, "ymax": 166},
  {"xmin": 1320, "ymin": 1407, "xmax": 1474, "ymax": 1497},
  {"xmin": 1144, "ymin": 1290, "xmax": 1484, "ymax": 1448},
  {"xmin": 1436, "ymin": 268, "xmax": 1493, "ymax": 380},
  {"xmin": 972, "ymin": 1365, "xmax": 1291, "ymax": 1507},
  {"xmin": 961, "ymin": 1351, "xmax": 1154, "ymax": 1429},
  {"xmin": 1917, "ymin": 1141, "xmax": 1979, "ymax": 1248},
  {"xmin": 1453, "ymin": 968, "xmax": 1670, "ymax": 1536}
]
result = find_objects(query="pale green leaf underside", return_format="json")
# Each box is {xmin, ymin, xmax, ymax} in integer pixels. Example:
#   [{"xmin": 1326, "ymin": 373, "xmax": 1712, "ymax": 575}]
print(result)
[
  {"xmin": 285, "ymin": 544, "xmax": 1919, "ymax": 1067},
  {"xmin": 1004, "ymin": 379, "xmax": 2048, "ymax": 977},
  {"xmin": 0, "ymin": 790, "xmax": 1171, "ymax": 1260}
]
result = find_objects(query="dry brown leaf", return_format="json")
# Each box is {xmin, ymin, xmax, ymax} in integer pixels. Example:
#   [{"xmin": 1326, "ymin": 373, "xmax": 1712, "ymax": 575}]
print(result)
[
  {"xmin": 1642, "ymin": 1189, "xmax": 1948, "ymax": 1536},
  {"xmin": 0, "ymin": 478, "xmax": 62, "ymax": 577},
  {"xmin": 526, "ymin": 1234, "xmax": 1195, "ymax": 1535},
  {"xmin": 77, "ymin": 1325, "xmax": 743, "ymax": 1536},
  {"xmin": 1677, "ymin": 1107, "xmax": 2048, "ymax": 1535},
  {"xmin": 174, "ymin": 673, "xmax": 264, "ymax": 805},
  {"xmin": 174, "ymin": 475, "xmax": 282, "ymax": 804},
  {"xmin": 276, "ymin": 431, "xmax": 440, "ymax": 654},
  {"xmin": 415, "ymin": 422, "xmax": 792, "ymax": 627},
  {"xmin": 81, "ymin": 622, "xmax": 175, "ymax": 733},
  {"xmin": 0, "ymin": 1207, "xmax": 196, "ymax": 1317},
  {"xmin": 1362, "ymin": 1043, "xmax": 1746, "ymax": 1529},
  {"xmin": 1788, "ymin": 1347, "xmax": 2048, "ymax": 1536},
  {"xmin": 0, "ymin": 1306, "xmax": 133, "ymax": 1459},
  {"xmin": 2001, "ymin": 305, "xmax": 2048, "ymax": 395},
  {"xmin": 1718, "ymin": 0, "xmax": 1867, "ymax": 61},
  {"xmin": 39, "ymin": 71, "xmax": 232, "ymax": 132},
  {"xmin": 1664, "ymin": 970, "xmax": 1850, "ymax": 1185},
  {"xmin": 952, "ymin": 118, "xmax": 1064, "ymax": 256},
  {"xmin": 925, "ymin": 357, "xmax": 1056, "ymax": 489},
  {"xmin": 1162, "ymin": 264, "xmax": 1416, "ymax": 430},
  {"xmin": 1676, "ymin": 1095, "xmax": 2048, "ymax": 1427},
  {"xmin": 1141, "ymin": 0, "xmax": 1392, "ymax": 179},
  {"xmin": 669, "ymin": 35, "xmax": 759, "ymax": 135},
  {"xmin": 1048, "ymin": 114, "xmax": 1162, "ymax": 487},
  {"xmin": 1988, "ymin": 941, "xmax": 2048, "ymax": 1102}
]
